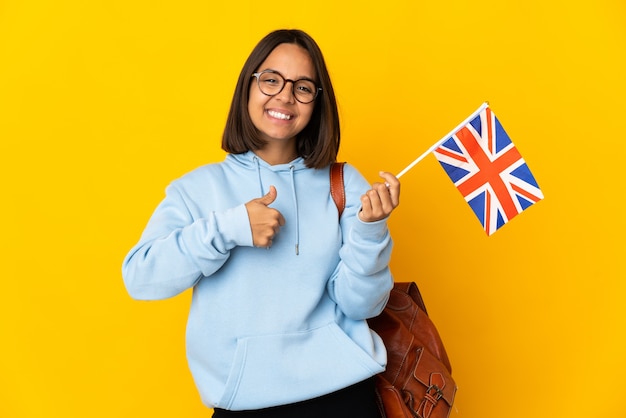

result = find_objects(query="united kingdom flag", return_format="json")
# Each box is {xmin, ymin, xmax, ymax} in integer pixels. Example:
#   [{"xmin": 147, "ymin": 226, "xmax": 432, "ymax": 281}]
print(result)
[{"xmin": 433, "ymin": 106, "xmax": 543, "ymax": 235}]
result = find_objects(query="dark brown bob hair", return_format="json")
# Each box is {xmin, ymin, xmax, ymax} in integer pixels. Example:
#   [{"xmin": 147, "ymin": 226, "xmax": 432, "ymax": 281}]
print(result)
[{"xmin": 221, "ymin": 29, "xmax": 340, "ymax": 169}]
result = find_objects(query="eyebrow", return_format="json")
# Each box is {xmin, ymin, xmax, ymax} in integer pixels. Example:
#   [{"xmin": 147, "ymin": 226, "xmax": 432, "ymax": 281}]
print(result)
[{"xmin": 260, "ymin": 68, "xmax": 317, "ymax": 83}]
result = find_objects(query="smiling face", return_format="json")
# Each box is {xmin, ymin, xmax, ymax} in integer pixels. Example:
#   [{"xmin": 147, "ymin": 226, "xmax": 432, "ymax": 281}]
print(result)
[{"xmin": 248, "ymin": 43, "xmax": 317, "ymax": 150}]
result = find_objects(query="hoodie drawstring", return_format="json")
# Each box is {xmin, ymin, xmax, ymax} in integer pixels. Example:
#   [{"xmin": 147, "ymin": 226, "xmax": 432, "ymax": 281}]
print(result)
[
  {"xmin": 289, "ymin": 165, "xmax": 300, "ymax": 255},
  {"xmin": 253, "ymin": 156, "xmax": 264, "ymax": 196}
]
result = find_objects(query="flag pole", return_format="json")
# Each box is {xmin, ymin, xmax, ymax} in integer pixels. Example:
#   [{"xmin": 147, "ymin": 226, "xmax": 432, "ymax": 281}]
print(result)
[{"xmin": 395, "ymin": 102, "xmax": 490, "ymax": 179}]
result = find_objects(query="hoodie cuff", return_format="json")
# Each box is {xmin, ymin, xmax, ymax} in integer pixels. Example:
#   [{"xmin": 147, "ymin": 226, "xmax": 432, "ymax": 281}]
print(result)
[
  {"xmin": 213, "ymin": 204, "xmax": 253, "ymax": 249},
  {"xmin": 352, "ymin": 215, "xmax": 389, "ymax": 242}
]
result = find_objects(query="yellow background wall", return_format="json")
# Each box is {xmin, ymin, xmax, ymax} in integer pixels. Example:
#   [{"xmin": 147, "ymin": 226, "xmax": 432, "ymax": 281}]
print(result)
[{"xmin": 1, "ymin": 1, "xmax": 624, "ymax": 417}]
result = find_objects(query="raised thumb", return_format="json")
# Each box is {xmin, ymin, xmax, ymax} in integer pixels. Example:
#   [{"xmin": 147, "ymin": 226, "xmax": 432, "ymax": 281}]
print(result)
[{"xmin": 257, "ymin": 185, "xmax": 277, "ymax": 206}]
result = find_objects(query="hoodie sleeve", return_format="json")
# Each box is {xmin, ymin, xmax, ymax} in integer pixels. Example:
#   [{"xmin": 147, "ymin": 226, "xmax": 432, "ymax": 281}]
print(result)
[
  {"xmin": 326, "ymin": 164, "xmax": 394, "ymax": 320},
  {"xmin": 122, "ymin": 182, "xmax": 253, "ymax": 300}
]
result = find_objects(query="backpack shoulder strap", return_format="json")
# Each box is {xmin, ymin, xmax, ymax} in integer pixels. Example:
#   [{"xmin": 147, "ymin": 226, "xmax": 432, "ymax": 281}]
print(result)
[{"xmin": 330, "ymin": 162, "xmax": 346, "ymax": 218}]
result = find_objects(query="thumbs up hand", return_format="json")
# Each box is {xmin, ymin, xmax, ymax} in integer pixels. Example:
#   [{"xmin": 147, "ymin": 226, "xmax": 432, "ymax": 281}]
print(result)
[{"xmin": 245, "ymin": 186, "xmax": 286, "ymax": 248}]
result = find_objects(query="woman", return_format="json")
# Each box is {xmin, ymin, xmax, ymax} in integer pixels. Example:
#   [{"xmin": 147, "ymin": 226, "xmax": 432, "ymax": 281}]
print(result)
[{"xmin": 122, "ymin": 29, "xmax": 400, "ymax": 417}]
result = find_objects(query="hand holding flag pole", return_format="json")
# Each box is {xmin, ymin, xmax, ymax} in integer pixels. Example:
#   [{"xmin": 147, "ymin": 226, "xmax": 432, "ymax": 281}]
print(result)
[{"xmin": 396, "ymin": 102, "xmax": 489, "ymax": 179}]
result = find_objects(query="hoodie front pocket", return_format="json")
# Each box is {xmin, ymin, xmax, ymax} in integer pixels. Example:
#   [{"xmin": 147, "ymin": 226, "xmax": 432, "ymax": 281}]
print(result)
[{"xmin": 218, "ymin": 322, "xmax": 384, "ymax": 411}]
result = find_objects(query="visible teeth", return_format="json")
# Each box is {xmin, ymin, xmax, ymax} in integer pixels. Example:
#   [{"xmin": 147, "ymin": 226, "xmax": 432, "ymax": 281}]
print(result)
[{"xmin": 268, "ymin": 110, "xmax": 292, "ymax": 120}]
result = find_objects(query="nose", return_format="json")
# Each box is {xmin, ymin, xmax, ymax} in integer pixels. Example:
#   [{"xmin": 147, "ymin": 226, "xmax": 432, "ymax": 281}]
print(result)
[{"xmin": 275, "ymin": 80, "xmax": 296, "ymax": 103}]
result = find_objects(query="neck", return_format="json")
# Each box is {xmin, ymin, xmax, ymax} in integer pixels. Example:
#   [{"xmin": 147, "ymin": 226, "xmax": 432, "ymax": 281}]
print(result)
[{"xmin": 255, "ymin": 142, "xmax": 298, "ymax": 165}]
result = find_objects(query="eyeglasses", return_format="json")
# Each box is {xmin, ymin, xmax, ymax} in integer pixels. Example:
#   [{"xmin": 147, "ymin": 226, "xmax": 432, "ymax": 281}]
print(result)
[{"xmin": 252, "ymin": 70, "xmax": 322, "ymax": 104}]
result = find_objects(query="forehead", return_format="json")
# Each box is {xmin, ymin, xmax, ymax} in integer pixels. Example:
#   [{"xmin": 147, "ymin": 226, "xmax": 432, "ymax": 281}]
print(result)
[{"xmin": 258, "ymin": 43, "xmax": 315, "ymax": 79}]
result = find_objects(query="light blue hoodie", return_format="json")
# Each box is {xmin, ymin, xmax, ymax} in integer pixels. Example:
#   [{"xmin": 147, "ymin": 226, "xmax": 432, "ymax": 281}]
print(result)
[{"xmin": 122, "ymin": 151, "xmax": 394, "ymax": 410}]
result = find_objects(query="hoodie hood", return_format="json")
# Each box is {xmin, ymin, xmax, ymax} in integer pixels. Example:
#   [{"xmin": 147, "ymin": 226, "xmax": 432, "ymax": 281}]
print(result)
[{"xmin": 228, "ymin": 150, "xmax": 308, "ymax": 175}]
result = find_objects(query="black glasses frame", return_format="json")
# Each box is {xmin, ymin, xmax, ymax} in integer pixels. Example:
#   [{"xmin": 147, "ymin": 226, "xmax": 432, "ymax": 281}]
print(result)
[{"xmin": 252, "ymin": 70, "xmax": 322, "ymax": 104}]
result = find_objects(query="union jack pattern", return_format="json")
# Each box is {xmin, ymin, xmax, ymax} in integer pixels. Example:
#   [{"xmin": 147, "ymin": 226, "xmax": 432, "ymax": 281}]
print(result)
[{"xmin": 433, "ymin": 106, "xmax": 543, "ymax": 235}]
